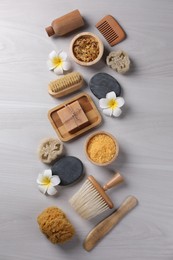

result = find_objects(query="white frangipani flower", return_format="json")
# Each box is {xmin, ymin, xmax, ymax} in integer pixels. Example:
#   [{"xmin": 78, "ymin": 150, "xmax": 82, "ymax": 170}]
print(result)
[
  {"xmin": 37, "ymin": 169, "xmax": 61, "ymax": 195},
  {"xmin": 47, "ymin": 50, "xmax": 71, "ymax": 75},
  {"xmin": 99, "ymin": 91, "xmax": 125, "ymax": 117}
]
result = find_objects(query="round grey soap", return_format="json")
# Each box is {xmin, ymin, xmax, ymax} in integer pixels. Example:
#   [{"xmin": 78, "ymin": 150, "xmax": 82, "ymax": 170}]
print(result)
[
  {"xmin": 89, "ymin": 72, "xmax": 121, "ymax": 99},
  {"xmin": 52, "ymin": 156, "xmax": 84, "ymax": 186}
]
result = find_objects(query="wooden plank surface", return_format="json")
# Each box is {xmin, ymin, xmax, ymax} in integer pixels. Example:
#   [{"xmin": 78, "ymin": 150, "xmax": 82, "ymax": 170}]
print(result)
[{"xmin": 0, "ymin": 0, "xmax": 173, "ymax": 259}]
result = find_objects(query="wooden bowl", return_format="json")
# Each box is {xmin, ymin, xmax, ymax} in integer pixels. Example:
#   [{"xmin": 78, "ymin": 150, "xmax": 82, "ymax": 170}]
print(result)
[
  {"xmin": 70, "ymin": 32, "xmax": 104, "ymax": 66},
  {"xmin": 85, "ymin": 131, "xmax": 119, "ymax": 166}
]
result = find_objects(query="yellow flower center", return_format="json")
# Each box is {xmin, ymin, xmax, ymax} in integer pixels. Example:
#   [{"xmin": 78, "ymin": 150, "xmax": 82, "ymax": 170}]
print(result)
[
  {"xmin": 42, "ymin": 176, "xmax": 51, "ymax": 186},
  {"xmin": 52, "ymin": 56, "xmax": 63, "ymax": 67},
  {"xmin": 108, "ymin": 99, "xmax": 118, "ymax": 109}
]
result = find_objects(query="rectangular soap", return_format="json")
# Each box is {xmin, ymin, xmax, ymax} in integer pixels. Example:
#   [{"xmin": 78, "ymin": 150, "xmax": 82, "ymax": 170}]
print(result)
[{"xmin": 57, "ymin": 100, "xmax": 89, "ymax": 133}]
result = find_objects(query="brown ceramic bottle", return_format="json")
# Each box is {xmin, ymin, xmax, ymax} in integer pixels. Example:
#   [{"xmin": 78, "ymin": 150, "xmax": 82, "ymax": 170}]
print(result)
[{"xmin": 45, "ymin": 9, "xmax": 85, "ymax": 37}]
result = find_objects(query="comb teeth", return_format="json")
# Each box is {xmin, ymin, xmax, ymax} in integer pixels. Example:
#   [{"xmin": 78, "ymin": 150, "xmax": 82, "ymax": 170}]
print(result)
[
  {"xmin": 69, "ymin": 179, "xmax": 109, "ymax": 220},
  {"xmin": 96, "ymin": 15, "xmax": 126, "ymax": 47},
  {"xmin": 97, "ymin": 21, "xmax": 119, "ymax": 44},
  {"xmin": 48, "ymin": 72, "xmax": 83, "ymax": 98}
]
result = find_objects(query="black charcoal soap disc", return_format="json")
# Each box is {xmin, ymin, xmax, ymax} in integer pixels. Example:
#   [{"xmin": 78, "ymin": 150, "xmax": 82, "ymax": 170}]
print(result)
[
  {"xmin": 52, "ymin": 156, "xmax": 84, "ymax": 186},
  {"xmin": 89, "ymin": 72, "xmax": 121, "ymax": 99}
]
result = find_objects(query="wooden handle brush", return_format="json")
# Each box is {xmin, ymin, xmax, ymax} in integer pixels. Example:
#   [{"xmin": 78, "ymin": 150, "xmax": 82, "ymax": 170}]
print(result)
[
  {"xmin": 83, "ymin": 196, "xmax": 138, "ymax": 251},
  {"xmin": 48, "ymin": 72, "xmax": 84, "ymax": 98},
  {"xmin": 69, "ymin": 172, "xmax": 124, "ymax": 220}
]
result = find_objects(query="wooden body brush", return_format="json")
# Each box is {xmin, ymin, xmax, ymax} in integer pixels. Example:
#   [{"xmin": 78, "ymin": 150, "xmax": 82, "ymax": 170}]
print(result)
[
  {"xmin": 83, "ymin": 196, "xmax": 138, "ymax": 251},
  {"xmin": 48, "ymin": 72, "xmax": 84, "ymax": 98},
  {"xmin": 69, "ymin": 172, "xmax": 124, "ymax": 220}
]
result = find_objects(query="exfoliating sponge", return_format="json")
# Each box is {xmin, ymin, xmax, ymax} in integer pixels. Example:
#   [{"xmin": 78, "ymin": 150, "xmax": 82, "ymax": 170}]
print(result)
[
  {"xmin": 37, "ymin": 207, "xmax": 75, "ymax": 244},
  {"xmin": 38, "ymin": 138, "xmax": 63, "ymax": 164}
]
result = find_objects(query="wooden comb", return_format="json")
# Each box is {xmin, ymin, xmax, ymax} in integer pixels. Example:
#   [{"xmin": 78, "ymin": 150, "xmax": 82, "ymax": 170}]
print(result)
[{"xmin": 95, "ymin": 15, "xmax": 126, "ymax": 47}]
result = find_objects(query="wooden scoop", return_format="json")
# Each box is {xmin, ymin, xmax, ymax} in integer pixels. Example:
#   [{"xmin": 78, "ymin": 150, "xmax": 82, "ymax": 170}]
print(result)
[{"xmin": 83, "ymin": 195, "xmax": 138, "ymax": 251}]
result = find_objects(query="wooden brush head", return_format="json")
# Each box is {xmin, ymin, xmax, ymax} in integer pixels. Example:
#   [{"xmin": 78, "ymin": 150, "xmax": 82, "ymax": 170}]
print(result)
[
  {"xmin": 96, "ymin": 15, "xmax": 126, "ymax": 46},
  {"xmin": 88, "ymin": 176, "xmax": 113, "ymax": 209},
  {"xmin": 88, "ymin": 173, "xmax": 124, "ymax": 207},
  {"xmin": 69, "ymin": 173, "xmax": 124, "ymax": 219},
  {"xmin": 48, "ymin": 72, "xmax": 84, "ymax": 98}
]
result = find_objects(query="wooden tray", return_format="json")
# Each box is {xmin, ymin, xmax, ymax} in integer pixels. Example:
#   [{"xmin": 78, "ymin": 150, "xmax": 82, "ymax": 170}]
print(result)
[{"xmin": 48, "ymin": 92, "xmax": 102, "ymax": 142}]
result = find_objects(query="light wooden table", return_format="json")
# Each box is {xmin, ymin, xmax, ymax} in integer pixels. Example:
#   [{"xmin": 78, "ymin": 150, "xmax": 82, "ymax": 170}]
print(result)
[{"xmin": 0, "ymin": 0, "xmax": 173, "ymax": 259}]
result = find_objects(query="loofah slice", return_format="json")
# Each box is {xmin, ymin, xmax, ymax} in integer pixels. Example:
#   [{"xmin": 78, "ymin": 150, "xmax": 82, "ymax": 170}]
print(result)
[
  {"xmin": 106, "ymin": 50, "xmax": 130, "ymax": 74},
  {"xmin": 37, "ymin": 206, "xmax": 75, "ymax": 244},
  {"xmin": 38, "ymin": 138, "xmax": 63, "ymax": 164}
]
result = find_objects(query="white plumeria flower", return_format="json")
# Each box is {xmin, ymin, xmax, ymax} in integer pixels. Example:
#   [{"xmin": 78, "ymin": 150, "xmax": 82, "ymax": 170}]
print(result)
[
  {"xmin": 47, "ymin": 50, "xmax": 71, "ymax": 75},
  {"xmin": 37, "ymin": 169, "xmax": 61, "ymax": 196},
  {"xmin": 99, "ymin": 91, "xmax": 125, "ymax": 117}
]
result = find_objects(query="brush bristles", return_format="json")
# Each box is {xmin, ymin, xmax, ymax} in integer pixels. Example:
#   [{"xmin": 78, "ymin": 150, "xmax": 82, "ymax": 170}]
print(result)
[
  {"xmin": 69, "ymin": 180, "xmax": 109, "ymax": 220},
  {"xmin": 49, "ymin": 72, "xmax": 82, "ymax": 93}
]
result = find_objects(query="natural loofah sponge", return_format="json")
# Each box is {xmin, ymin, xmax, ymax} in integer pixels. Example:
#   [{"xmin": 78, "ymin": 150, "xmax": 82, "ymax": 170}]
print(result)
[
  {"xmin": 38, "ymin": 138, "xmax": 63, "ymax": 164},
  {"xmin": 106, "ymin": 50, "xmax": 130, "ymax": 74},
  {"xmin": 37, "ymin": 206, "xmax": 75, "ymax": 244}
]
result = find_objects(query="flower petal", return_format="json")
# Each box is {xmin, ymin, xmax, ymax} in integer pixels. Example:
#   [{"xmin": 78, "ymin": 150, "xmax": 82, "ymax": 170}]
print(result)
[
  {"xmin": 99, "ymin": 98, "xmax": 109, "ymax": 108},
  {"xmin": 62, "ymin": 61, "xmax": 71, "ymax": 71},
  {"xmin": 38, "ymin": 184, "xmax": 48, "ymax": 194},
  {"xmin": 59, "ymin": 51, "xmax": 67, "ymax": 61},
  {"xmin": 43, "ymin": 169, "xmax": 52, "ymax": 178},
  {"xmin": 116, "ymin": 97, "xmax": 125, "ymax": 108},
  {"xmin": 54, "ymin": 66, "xmax": 63, "ymax": 75},
  {"xmin": 113, "ymin": 107, "xmax": 122, "ymax": 117},
  {"xmin": 103, "ymin": 108, "xmax": 113, "ymax": 117},
  {"xmin": 106, "ymin": 91, "xmax": 116, "ymax": 100},
  {"xmin": 51, "ymin": 175, "xmax": 61, "ymax": 186},
  {"xmin": 49, "ymin": 50, "xmax": 57, "ymax": 60},
  {"xmin": 47, "ymin": 60, "xmax": 56, "ymax": 70},
  {"xmin": 47, "ymin": 185, "xmax": 58, "ymax": 195},
  {"xmin": 37, "ymin": 173, "xmax": 44, "ymax": 184}
]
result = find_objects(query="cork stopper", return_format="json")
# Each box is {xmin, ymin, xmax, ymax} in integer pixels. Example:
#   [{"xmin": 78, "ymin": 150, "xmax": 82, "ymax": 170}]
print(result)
[{"xmin": 45, "ymin": 26, "xmax": 55, "ymax": 37}]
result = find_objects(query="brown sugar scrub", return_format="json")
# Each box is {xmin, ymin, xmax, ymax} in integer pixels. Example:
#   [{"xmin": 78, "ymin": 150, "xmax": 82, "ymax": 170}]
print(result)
[
  {"xmin": 70, "ymin": 32, "xmax": 104, "ymax": 66},
  {"xmin": 86, "ymin": 131, "xmax": 119, "ymax": 166},
  {"xmin": 37, "ymin": 207, "xmax": 75, "ymax": 244},
  {"xmin": 73, "ymin": 35, "xmax": 99, "ymax": 62}
]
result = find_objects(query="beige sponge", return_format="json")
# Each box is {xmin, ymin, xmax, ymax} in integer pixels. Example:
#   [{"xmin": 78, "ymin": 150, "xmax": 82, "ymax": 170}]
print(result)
[
  {"xmin": 37, "ymin": 206, "xmax": 75, "ymax": 244},
  {"xmin": 106, "ymin": 50, "xmax": 130, "ymax": 74},
  {"xmin": 38, "ymin": 138, "xmax": 63, "ymax": 164}
]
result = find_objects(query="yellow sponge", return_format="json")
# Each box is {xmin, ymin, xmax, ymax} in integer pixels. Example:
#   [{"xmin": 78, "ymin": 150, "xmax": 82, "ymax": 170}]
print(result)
[{"xmin": 37, "ymin": 206, "xmax": 75, "ymax": 244}]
